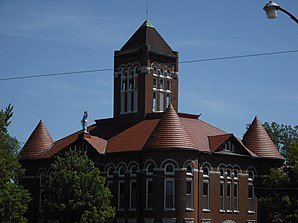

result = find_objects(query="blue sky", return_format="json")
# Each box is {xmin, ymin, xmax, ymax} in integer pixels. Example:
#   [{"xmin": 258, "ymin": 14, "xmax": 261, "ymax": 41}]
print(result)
[{"xmin": 0, "ymin": 1, "xmax": 297, "ymax": 145}]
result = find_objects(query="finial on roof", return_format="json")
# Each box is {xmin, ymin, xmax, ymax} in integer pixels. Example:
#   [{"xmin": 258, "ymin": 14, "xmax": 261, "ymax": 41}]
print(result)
[
  {"xmin": 141, "ymin": 20, "xmax": 154, "ymax": 28},
  {"xmin": 81, "ymin": 110, "xmax": 88, "ymax": 133}
]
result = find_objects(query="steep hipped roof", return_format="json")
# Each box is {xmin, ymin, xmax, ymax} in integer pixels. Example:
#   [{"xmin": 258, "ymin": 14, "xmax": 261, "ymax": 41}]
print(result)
[
  {"xmin": 144, "ymin": 104, "xmax": 196, "ymax": 150},
  {"xmin": 119, "ymin": 20, "xmax": 176, "ymax": 57},
  {"xmin": 242, "ymin": 116, "xmax": 282, "ymax": 159},
  {"xmin": 20, "ymin": 120, "xmax": 54, "ymax": 159}
]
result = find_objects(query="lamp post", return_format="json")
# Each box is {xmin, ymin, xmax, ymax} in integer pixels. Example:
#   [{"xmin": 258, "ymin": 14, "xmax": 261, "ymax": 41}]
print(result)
[{"xmin": 263, "ymin": 1, "xmax": 298, "ymax": 24}]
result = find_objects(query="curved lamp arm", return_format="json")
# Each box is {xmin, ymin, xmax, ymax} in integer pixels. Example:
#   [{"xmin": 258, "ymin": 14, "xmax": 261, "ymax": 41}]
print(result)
[{"xmin": 263, "ymin": 1, "xmax": 298, "ymax": 24}]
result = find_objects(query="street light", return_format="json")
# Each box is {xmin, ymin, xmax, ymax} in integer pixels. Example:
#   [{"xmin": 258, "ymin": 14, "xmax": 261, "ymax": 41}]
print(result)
[{"xmin": 263, "ymin": 1, "xmax": 298, "ymax": 24}]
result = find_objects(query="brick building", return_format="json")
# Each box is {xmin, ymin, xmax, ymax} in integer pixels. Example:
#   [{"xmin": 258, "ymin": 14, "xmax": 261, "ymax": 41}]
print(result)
[{"xmin": 19, "ymin": 20, "xmax": 283, "ymax": 223}]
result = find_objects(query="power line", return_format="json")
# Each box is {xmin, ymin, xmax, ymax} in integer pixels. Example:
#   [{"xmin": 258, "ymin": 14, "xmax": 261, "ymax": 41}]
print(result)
[
  {"xmin": 180, "ymin": 49, "xmax": 298, "ymax": 64},
  {"xmin": 0, "ymin": 49, "xmax": 297, "ymax": 82}
]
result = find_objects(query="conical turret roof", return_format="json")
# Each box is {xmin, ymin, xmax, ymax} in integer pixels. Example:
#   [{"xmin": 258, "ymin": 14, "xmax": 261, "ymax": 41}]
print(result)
[
  {"xmin": 242, "ymin": 116, "xmax": 282, "ymax": 159},
  {"xmin": 144, "ymin": 104, "xmax": 196, "ymax": 149},
  {"xmin": 119, "ymin": 20, "xmax": 176, "ymax": 57},
  {"xmin": 20, "ymin": 120, "xmax": 54, "ymax": 159}
]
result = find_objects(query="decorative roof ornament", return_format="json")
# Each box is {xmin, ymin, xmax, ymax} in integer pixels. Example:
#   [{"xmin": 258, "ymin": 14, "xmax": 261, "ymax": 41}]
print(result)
[{"xmin": 81, "ymin": 110, "xmax": 88, "ymax": 133}]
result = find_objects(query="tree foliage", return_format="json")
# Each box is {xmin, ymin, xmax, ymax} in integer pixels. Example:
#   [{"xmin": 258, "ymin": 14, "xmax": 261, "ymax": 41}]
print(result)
[
  {"xmin": 45, "ymin": 149, "xmax": 115, "ymax": 223},
  {"xmin": 260, "ymin": 122, "xmax": 298, "ymax": 223},
  {"xmin": 0, "ymin": 104, "xmax": 31, "ymax": 223}
]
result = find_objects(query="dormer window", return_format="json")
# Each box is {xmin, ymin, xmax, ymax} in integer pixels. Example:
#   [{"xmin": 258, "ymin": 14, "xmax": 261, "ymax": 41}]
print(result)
[{"xmin": 224, "ymin": 141, "xmax": 235, "ymax": 152}]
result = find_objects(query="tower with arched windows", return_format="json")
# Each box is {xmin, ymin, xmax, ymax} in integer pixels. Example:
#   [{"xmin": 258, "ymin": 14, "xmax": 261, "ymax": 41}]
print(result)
[
  {"xmin": 113, "ymin": 20, "xmax": 178, "ymax": 120},
  {"xmin": 19, "ymin": 21, "xmax": 283, "ymax": 223}
]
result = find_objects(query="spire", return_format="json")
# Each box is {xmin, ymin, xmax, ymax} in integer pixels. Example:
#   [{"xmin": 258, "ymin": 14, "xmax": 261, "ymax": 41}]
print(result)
[
  {"xmin": 144, "ymin": 104, "xmax": 196, "ymax": 149},
  {"xmin": 20, "ymin": 120, "xmax": 54, "ymax": 159},
  {"xmin": 242, "ymin": 116, "xmax": 282, "ymax": 159}
]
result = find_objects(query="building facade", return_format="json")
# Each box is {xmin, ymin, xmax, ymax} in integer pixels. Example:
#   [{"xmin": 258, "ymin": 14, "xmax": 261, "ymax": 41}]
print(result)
[{"xmin": 19, "ymin": 20, "xmax": 283, "ymax": 223}]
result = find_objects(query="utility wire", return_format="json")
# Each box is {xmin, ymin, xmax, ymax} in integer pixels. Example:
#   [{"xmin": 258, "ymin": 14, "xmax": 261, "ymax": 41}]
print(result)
[{"xmin": 0, "ymin": 49, "xmax": 297, "ymax": 82}]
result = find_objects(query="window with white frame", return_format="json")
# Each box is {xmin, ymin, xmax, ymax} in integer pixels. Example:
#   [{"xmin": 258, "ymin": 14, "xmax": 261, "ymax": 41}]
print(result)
[
  {"xmin": 186, "ymin": 164, "xmax": 194, "ymax": 210},
  {"xmin": 202, "ymin": 166, "xmax": 210, "ymax": 211},
  {"xmin": 153, "ymin": 91, "xmax": 157, "ymax": 112},
  {"xmin": 227, "ymin": 182, "xmax": 232, "ymax": 211},
  {"xmin": 151, "ymin": 64, "xmax": 172, "ymax": 112},
  {"xmin": 248, "ymin": 170, "xmax": 254, "ymax": 212},
  {"xmin": 120, "ymin": 67, "xmax": 138, "ymax": 114},
  {"xmin": 234, "ymin": 182, "xmax": 239, "ymax": 211},
  {"xmin": 224, "ymin": 141, "xmax": 235, "ymax": 152},
  {"xmin": 220, "ymin": 181, "xmax": 224, "ymax": 211},
  {"xmin": 164, "ymin": 163, "xmax": 175, "ymax": 209}
]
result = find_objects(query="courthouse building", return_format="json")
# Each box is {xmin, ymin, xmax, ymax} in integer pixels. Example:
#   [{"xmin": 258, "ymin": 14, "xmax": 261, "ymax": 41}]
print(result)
[{"xmin": 20, "ymin": 20, "xmax": 283, "ymax": 223}]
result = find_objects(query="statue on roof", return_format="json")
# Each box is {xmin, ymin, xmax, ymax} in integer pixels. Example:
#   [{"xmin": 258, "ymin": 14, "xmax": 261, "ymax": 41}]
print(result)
[{"xmin": 81, "ymin": 110, "xmax": 88, "ymax": 133}]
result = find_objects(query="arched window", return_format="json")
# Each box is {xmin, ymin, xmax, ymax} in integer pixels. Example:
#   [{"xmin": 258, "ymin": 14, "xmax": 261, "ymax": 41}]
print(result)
[
  {"xmin": 201, "ymin": 165, "xmax": 211, "ymax": 211},
  {"xmin": 107, "ymin": 167, "xmax": 114, "ymax": 178},
  {"xmin": 130, "ymin": 165, "xmax": 138, "ymax": 177},
  {"xmin": 145, "ymin": 162, "xmax": 155, "ymax": 210},
  {"xmin": 247, "ymin": 170, "xmax": 255, "ymax": 212},
  {"xmin": 118, "ymin": 165, "xmax": 126, "ymax": 210},
  {"xmin": 119, "ymin": 166, "xmax": 125, "ymax": 177},
  {"xmin": 186, "ymin": 164, "xmax": 194, "ymax": 210},
  {"xmin": 165, "ymin": 163, "xmax": 175, "ymax": 175}
]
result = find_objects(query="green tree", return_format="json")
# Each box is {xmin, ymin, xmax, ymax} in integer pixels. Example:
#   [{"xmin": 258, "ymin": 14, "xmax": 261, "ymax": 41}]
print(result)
[
  {"xmin": 45, "ymin": 149, "xmax": 115, "ymax": 223},
  {"xmin": 260, "ymin": 122, "xmax": 298, "ymax": 223},
  {"xmin": 0, "ymin": 104, "xmax": 31, "ymax": 223}
]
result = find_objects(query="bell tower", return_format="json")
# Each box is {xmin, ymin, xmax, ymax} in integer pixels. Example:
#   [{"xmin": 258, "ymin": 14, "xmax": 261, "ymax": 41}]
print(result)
[{"xmin": 113, "ymin": 20, "xmax": 179, "ymax": 120}]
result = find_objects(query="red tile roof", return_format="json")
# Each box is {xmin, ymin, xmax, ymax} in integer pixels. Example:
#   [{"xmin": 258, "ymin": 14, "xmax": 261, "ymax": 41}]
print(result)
[
  {"xmin": 208, "ymin": 134, "xmax": 232, "ymax": 152},
  {"xmin": 144, "ymin": 104, "xmax": 197, "ymax": 150},
  {"xmin": 180, "ymin": 117, "xmax": 227, "ymax": 152},
  {"xmin": 20, "ymin": 120, "xmax": 54, "ymax": 159},
  {"xmin": 242, "ymin": 116, "xmax": 282, "ymax": 159},
  {"xmin": 106, "ymin": 119, "xmax": 159, "ymax": 153},
  {"xmin": 21, "ymin": 112, "xmax": 282, "ymax": 160}
]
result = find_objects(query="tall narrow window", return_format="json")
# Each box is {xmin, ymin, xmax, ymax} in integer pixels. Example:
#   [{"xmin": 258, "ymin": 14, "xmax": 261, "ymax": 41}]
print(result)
[
  {"xmin": 160, "ymin": 79, "xmax": 164, "ymax": 89},
  {"xmin": 146, "ymin": 179, "xmax": 153, "ymax": 209},
  {"xmin": 234, "ymin": 183, "xmax": 239, "ymax": 211},
  {"xmin": 248, "ymin": 184, "xmax": 254, "ymax": 211},
  {"xmin": 165, "ymin": 179, "xmax": 174, "ymax": 209},
  {"xmin": 39, "ymin": 170, "xmax": 46, "ymax": 212},
  {"xmin": 202, "ymin": 181, "xmax": 209, "ymax": 210},
  {"xmin": 220, "ymin": 181, "xmax": 224, "ymax": 211},
  {"xmin": 164, "ymin": 164, "xmax": 175, "ymax": 210},
  {"xmin": 153, "ymin": 78, "xmax": 157, "ymax": 89},
  {"xmin": 166, "ymin": 94, "xmax": 171, "ymax": 107},
  {"xmin": 186, "ymin": 164, "xmax": 194, "ymax": 210},
  {"xmin": 120, "ymin": 67, "xmax": 138, "ymax": 114},
  {"xmin": 248, "ymin": 171, "xmax": 254, "ymax": 212},
  {"xmin": 146, "ymin": 163, "xmax": 154, "ymax": 209},
  {"xmin": 227, "ymin": 183, "xmax": 232, "ymax": 211},
  {"xmin": 153, "ymin": 92, "xmax": 157, "ymax": 112},
  {"xmin": 130, "ymin": 180, "xmax": 137, "ymax": 210},
  {"xmin": 186, "ymin": 180, "xmax": 193, "ymax": 209},
  {"xmin": 159, "ymin": 92, "xmax": 164, "ymax": 112},
  {"xmin": 202, "ymin": 166, "xmax": 210, "ymax": 211},
  {"xmin": 118, "ymin": 181, "xmax": 125, "ymax": 210},
  {"xmin": 167, "ymin": 80, "xmax": 171, "ymax": 91}
]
